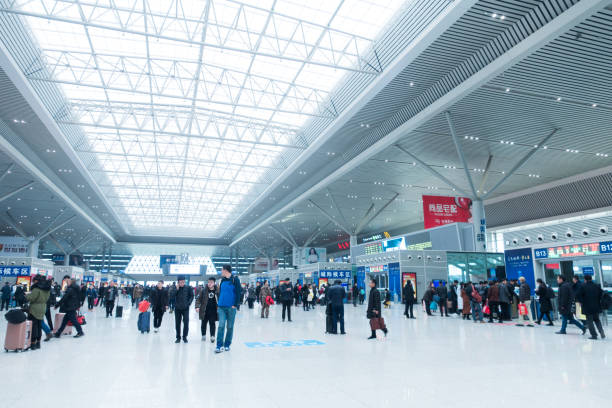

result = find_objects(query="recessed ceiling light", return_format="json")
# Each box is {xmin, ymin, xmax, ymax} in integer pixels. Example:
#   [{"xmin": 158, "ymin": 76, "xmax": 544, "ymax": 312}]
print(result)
[
  {"xmin": 505, "ymin": 88, "xmax": 510, "ymax": 92},
  {"xmin": 500, "ymin": 15, "xmax": 505, "ymax": 20},
  {"xmin": 592, "ymin": 103, "xmax": 597, "ymax": 107},
  {"xmin": 556, "ymin": 97, "xmax": 562, "ymax": 102},
  {"xmin": 492, "ymin": 13, "xmax": 497, "ymax": 18},
  {"xmin": 409, "ymin": 81, "xmax": 414, "ymax": 87}
]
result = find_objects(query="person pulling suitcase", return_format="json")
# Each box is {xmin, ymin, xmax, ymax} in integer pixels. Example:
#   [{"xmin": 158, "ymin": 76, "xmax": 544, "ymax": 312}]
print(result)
[{"xmin": 53, "ymin": 275, "xmax": 85, "ymax": 339}]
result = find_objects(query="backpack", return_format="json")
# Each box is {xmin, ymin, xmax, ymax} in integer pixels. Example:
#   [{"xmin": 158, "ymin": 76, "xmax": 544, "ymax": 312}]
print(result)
[
  {"xmin": 601, "ymin": 291, "xmax": 611, "ymax": 310},
  {"xmin": 471, "ymin": 286, "xmax": 482, "ymax": 303},
  {"xmin": 546, "ymin": 286, "xmax": 555, "ymax": 299},
  {"xmin": 360, "ymin": 289, "xmax": 365, "ymax": 296}
]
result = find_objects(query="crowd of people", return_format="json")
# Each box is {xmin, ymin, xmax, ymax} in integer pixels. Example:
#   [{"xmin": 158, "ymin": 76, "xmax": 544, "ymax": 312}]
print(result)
[
  {"xmin": 2, "ymin": 269, "xmax": 609, "ymax": 352},
  {"xmin": 416, "ymin": 275, "xmax": 608, "ymax": 339}
]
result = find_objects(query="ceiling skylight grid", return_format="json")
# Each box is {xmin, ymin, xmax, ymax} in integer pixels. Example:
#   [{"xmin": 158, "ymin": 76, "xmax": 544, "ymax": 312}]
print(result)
[{"xmin": 3, "ymin": 0, "xmax": 407, "ymax": 236}]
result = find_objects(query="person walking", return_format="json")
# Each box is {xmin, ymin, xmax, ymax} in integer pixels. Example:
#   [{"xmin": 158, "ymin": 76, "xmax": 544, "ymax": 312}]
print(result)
[
  {"xmin": 403, "ymin": 280, "xmax": 415, "ymax": 319},
  {"xmin": 328, "ymin": 280, "xmax": 346, "ymax": 334},
  {"xmin": 302, "ymin": 284, "xmax": 310, "ymax": 311},
  {"xmin": 535, "ymin": 279, "xmax": 554, "ymax": 326},
  {"xmin": 104, "ymin": 282, "xmax": 118, "ymax": 318},
  {"xmin": 499, "ymin": 279, "xmax": 511, "ymax": 321},
  {"xmin": 86, "ymin": 284, "xmax": 97, "ymax": 311},
  {"xmin": 436, "ymin": 282, "xmax": 449, "ymax": 317},
  {"xmin": 246, "ymin": 284, "xmax": 256, "ymax": 309},
  {"xmin": 215, "ymin": 265, "xmax": 241, "ymax": 353},
  {"xmin": 516, "ymin": 277, "xmax": 534, "ymax": 327},
  {"xmin": 576, "ymin": 275, "xmax": 606, "ymax": 340},
  {"xmin": 53, "ymin": 275, "xmax": 84, "ymax": 338},
  {"xmin": 26, "ymin": 274, "xmax": 51, "ymax": 350},
  {"xmin": 168, "ymin": 282, "xmax": 177, "ymax": 313},
  {"xmin": 449, "ymin": 280, "xmax": 459, "ymax": 315},
  {"xmin": 352, "ymin": 283, "xmax": 359, "ymax": 308},
  {"xmin": 196, "ymin": 277, "xmax": 218, "ymax": 343},
  {"xmin": 150, "ymin": 280, "xmax": 168, "ymax": 333},
  {"xmin": 279, "ymin": 278, "xmax": 293, "ymax": 322},
  {"xmin": 556, "ymin": 275, "xmax": 586, "ymax": 335},
  {"xmin": 255, "ymin": 281, "xmax": 261, "ymax": 304},
  {"xmin": 358, "ymin": 287, "xmax": 365, "ymax": 305},
  {"xmin": 366, "ymin": 278, "xmax": 387, "ymax": 339},
  {"xmin": 0, "ymin": 281, "xmax": 11, "ymax": 311},
  {"xmin": 133, "ymin": 284, "xmax": 144, "ymax": 308},
  {"xmin": 260, "ymin": 280, "xmax": 272, "ymax": 319},
  {"xmin": 97, "ymin": 283, "xmax": 106, "ymax": 309},
  {"xmin": 174, "ymin": 276, "xmax": 194, "ymax": 343}
]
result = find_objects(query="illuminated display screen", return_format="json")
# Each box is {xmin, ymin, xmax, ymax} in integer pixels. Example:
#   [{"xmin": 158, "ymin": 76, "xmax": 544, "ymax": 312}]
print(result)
[
  {"xmin": 169, "ymin": 264, "xmax": 203, "ymax": 275},
  {"xmin": 364, "ymin": 242, "xmax": 383, "ymax": 255},
  {"xmin": 383, "ymin": 237, "xmax": 406, "ymax": 252},
  {"xmin": 406, "ymin": 241, "xmax": 432, "ymax": 250},
  {"xmin": 369, "ymin": 265, "xmax": 384, "ymax": 273},
  {"xmin": 546, "ymin": 243, "xmax": 600, "ymax": 258}
]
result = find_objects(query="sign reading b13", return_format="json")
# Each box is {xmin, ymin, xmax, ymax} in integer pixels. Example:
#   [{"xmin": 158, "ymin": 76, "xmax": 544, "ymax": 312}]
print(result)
[{"xmin": 600, "ymin": 241, "xmax": 612, "ymax": 254}]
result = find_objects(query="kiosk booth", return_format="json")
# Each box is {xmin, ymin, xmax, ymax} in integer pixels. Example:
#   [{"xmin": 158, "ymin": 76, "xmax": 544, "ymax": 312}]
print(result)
[
  {"xmin": 53, "ymin": 265, "xmax": 85, "ymax": 283},
  {"xmin": 0, "ymin": 257, "xmax": 55, "ymax": 288}
]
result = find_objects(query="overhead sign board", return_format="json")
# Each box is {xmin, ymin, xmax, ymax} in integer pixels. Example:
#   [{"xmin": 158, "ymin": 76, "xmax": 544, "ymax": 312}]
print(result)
[{"xmin": 422, "ymin": 195, "xmax": 472, "ymax": 229}]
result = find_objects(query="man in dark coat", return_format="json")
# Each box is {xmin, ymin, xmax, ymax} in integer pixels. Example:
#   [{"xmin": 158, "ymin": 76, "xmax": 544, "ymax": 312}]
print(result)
[
  {"xmin": 279, "ymin": 278, "xmax": 293, "ymax": 322},
  {"xmin": 576, "ymin": 275, "xmax": 605, "ymax": 340},
  {"xmin": 150, "ymin": 280, "xmax": 168, "ymax": 333},
  {"xmin": 556, "ymin": 275, "xmax": 586, "ymax": 335},
  {"xmin": 0, "ymin": 282, "xmax": 11, "ymax": 311},
  {"xmin": 535, "ymin": 279, "xmax": 553, "ymax": 325},
  {"xmin": 422, "ymin": 284, "xmax": 434, "ymax": 316},
  {"xmin": 436, "ymin": 282, "xmax": 449, "ymax": 317},
  {"xmin": 53, "ymin": 275, "xmax": 85, "ymax": 338},
  {"xmin": 402, "ymin": 280, "xmax": 415, "ymax": 319},
  {"xmin": 516, "ymin": 277, "xmax": 534, "ymax": 327},
  {"xmin": 174, "ymin": 276, "xmax": 194, "ymax": 343},
  {"xmin": 449, "ymin": 280, "xmax": 459, "ymax": 314},
  {"xmin": 367, "ymin": 278, "xmax": 387, "ymax": 339},
  {"xmin": 327, "ymin": 280, "xmax": 346, "ymax": 334},
  {"xmin": 195, "ymin": 277, "xmax": 219, "ymax": 343}
]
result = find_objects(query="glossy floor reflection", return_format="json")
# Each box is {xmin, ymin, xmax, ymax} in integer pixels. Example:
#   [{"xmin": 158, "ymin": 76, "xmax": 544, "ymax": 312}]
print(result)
[{"xmin": 2, "ymin": 298, "xmax": 610, "ymax": 407}]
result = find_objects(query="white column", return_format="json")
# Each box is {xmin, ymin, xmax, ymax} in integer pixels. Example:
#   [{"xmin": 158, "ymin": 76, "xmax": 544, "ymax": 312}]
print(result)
[
  {"xmin": 27, "ymin": 239, "xmax": 39, "ymax": 258},
  {"xmin": 471, "ymin": 199, "xmax": 487, "ymax": 252},
  {"xmin": 349, "ymin": 235, "xmax": 357, "ymax": 264}
]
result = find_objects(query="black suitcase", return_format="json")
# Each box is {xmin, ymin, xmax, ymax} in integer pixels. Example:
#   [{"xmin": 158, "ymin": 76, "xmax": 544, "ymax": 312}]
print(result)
[{"xmin": 115, "ymin": 305, "xmax": 123, "ymax": 318}]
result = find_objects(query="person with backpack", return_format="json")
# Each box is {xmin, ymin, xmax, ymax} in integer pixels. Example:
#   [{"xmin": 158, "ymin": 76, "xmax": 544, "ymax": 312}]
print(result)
[
  {"xmin": 359, "ymin": 287, "xmax": 365, "ymax": 305},
  {"xmin": 195, "ymin": 277, "xmax": 218, "ymax": 343},
  {"xmin": 576, "ymin": 275, "xmax": 606, "ymax": 340},
  {"xmin": 246, "ymin": 284, "xmax": 256, "ymax": 309},
  {"xmin": 260, "ymin": 280, "xmax": 273, "ymax": 319},
  {"xmin": 26, "ymin": 274, "xmax": 51, "ymax": 350},
  {"xmin": 535, "ymin": 279, "xmax": 554, "ymax": 325},
  {"xmin": 422, "ymin": 284, "xmax": 435, "ymax": 316},
  {"xmin": 86, "ymin": 284, "xmax": 97, "ymax": 311},
  {"xmin": 215, "ymin": 265, "xmax": 241, "ymax": 353},
  {"xmin": 403, "ymin": 280, "xmax": 415, "ymax": 319},
  {"xmin": 516, "ymin": 277, "xmax": 534, "ymax": 327},
  {"xmin": 556, "ymin": 275, "xmax": 586, "ymax": 335}
]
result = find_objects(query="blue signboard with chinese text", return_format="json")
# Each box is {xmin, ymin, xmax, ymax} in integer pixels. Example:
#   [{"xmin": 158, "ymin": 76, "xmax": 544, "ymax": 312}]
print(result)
[
  {"xmin": 504, "ymin": 248, "xmax": 536, "ymax": 294},
  {"xmin": 0, "ymin": 266, "xmax": 30, "ymax": 276}
]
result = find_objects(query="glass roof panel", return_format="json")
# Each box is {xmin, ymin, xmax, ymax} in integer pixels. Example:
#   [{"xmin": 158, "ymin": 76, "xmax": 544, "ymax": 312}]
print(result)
[{"xmin": 11, "ymin": 0, "xmax": 406, "ymax": 236}]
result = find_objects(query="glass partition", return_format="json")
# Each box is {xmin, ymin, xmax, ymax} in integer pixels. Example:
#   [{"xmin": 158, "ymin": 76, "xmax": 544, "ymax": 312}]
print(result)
[{"xmin": 447, "ymin": 252, "xmax": 504, "ymax": 283}]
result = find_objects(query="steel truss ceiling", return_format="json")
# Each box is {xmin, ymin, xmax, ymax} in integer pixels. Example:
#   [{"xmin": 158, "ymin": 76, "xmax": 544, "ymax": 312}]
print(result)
[{"xmin": 0, "ymin": 0, "xmax": 407, "ymax": 237}]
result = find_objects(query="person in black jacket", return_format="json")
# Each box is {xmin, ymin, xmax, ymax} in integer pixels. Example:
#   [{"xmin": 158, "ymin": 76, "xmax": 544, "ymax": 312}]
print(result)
[
  {"xmin": 53, "ymin": 276, "xmax": 84, "ymax": 338},
  {"xmin": 516, "ymin": 277, "xmax": 534, "ymax": 327},
  {"xmin": 174, "ymin": 276, "xmax": 194, "ymax": 343},
  {"xmin": 449, "ymin": 280, "xmax": 459, "ymax": 314},
  {"xmin": 367, "ymin": 278, "xmax": 387, "ymax": 339},
  {"xmin": 403, "ymin": 280, "xmax": 415, "ymax": 319},
  {"xmin": 279, "ymin": 278, "xmax": 293, "ymax": 322},
  {"xmin": 104, "ymin": 282, "xmax": 118, "ymax": 318},
  {"xmin": 150, "ymin": 280, "xmax": 169, "ymax": 333},
  {"xmin": 436, "ymin": 282, "xmax": 449, "ymax": 317},
  {"xmin": 422, "ymin": 284, "xmax": 434, "ymax": 316},
  {"xmin": 14, "ymin": 284, "xmax": 26, "ymax": 307},
  {"xmin": 327, "ymin": 280, "xmax": 346, "ymax": 334},
  {"xmin": 556, "ymin": 275, "xmax": 586, "ymax": 335},
  {"xmin": 1, "ymin": 281, "xmax": 11, "ymax": 311},
  {"xmin": 576, "ymin": 275, "xmax": 605, "ymax": 340},
  {"xmin": 535, "ymin": 279, "xmax": 553, "ymax": 326}
]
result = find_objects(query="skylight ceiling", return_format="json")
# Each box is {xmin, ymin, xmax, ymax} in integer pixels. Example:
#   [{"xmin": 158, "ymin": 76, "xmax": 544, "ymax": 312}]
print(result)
[{"xmin": 9, "ymin": 0, "xmax": 407, "ymax": 237}]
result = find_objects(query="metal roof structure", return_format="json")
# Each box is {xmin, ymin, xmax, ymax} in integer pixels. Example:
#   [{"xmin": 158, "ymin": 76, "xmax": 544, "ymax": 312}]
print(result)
[{"xmin": 1, "ymin": 0, "xmax": 611, "ymax": 261}]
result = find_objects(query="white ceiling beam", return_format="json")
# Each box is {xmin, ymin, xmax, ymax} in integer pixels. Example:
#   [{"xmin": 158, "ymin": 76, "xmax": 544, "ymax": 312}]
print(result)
[
  {"xmin": 0, "ymin": 163, "xmax": 15, "ymax": 184},
  {"xmin": 229, "ymin": 0, "xmax": 478, "ymax": 245},
  {"xmin": 0, "ymin": 40, "xmax": 124, "ymax": 237},
  {"xmin": 446, "ymin": 111, "xmax": 478, "ymax": 198},
  {"xmin": 0, "ymin": 181, "xmax": 35, "ymax": 202},
  {"xmin": 230, "ymin": 0, "xmax": 606, "ymax": 247}
]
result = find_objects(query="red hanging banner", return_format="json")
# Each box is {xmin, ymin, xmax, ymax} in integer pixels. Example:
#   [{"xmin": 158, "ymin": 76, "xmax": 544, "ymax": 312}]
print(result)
[{"xmin": 422, "ymin": 195, "xmax": 473, "ymax": 229}]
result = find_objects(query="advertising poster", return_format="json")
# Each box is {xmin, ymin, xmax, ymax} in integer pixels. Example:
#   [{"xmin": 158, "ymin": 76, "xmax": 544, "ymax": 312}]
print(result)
[
  {"xmin": 303, "ymin": 247, "xmax": 326, "ymax": 264},
  {"xmin": 0, "ymin": 237, "xmax": 29, "ymax": 256},
  {"xmin": 402, "ymin": 272, "xmax": 417, "ymax": 301},
  {"xmin": 422, "ymin": 195, "xmax": 472, "ymax": 229},
  {"xmin": 504, "ymin": 248, "xmax": 536, "ymax": 294}
]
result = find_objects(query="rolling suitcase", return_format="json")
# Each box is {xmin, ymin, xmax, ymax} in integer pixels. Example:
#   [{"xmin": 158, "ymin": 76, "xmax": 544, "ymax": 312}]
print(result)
[
  {"xmin": 54, "ymin": 313, "xmax": 72, "ymax": 336},
  {"xmin": 4, "ymin": 320, "xmax": 32, "ymax": 352},
  {"xmin": 115, "ymin": 305, "xmax": 123, "ymax": 318},
  {"xmin": 137, "ymin": 311, "xmax": 150, "ymax": 333}
]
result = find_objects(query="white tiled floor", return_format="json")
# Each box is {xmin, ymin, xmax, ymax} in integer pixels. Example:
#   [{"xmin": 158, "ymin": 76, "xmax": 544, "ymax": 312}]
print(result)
[{"xmin": 1, "ymin": 298, "xmax": 610, "ymax": 407}]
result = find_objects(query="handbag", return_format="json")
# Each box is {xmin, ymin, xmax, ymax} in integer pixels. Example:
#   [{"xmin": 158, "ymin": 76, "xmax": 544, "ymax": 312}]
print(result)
[
  {"xmin": 369, "ymin": 317, "xmax": 386, "ymax": 331},
  {"xmin": 518, "ymin": 303, "xmax": 528, "ymax": 316},
  {"xmin": 575, "ymin": 302, "xmax": 586, "ymax": 320},
  {"xmin": 483, "ymin": 304, "xmax": 490, "ymax": 315}
]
